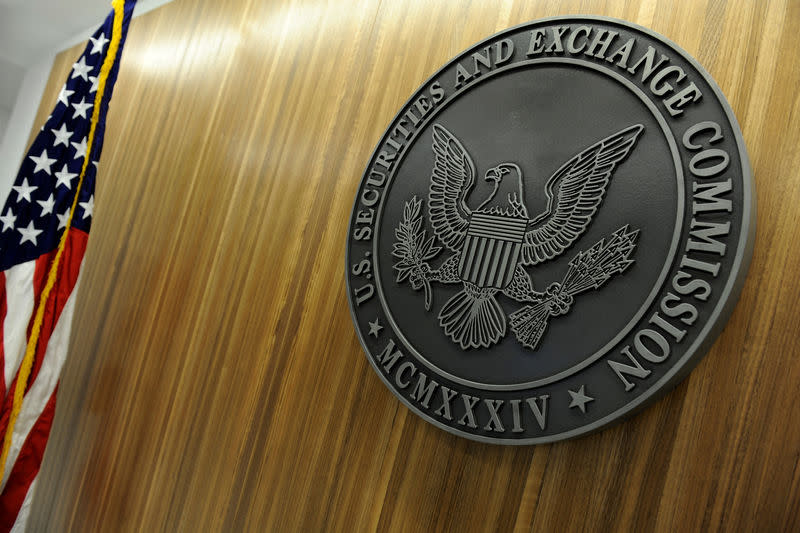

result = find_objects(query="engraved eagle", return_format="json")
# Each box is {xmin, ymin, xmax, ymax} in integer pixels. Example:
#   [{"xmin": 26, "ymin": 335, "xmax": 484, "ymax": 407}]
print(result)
[{"xmin": 397, "ymin": 123, "xmax": 644, "ymax": 350}]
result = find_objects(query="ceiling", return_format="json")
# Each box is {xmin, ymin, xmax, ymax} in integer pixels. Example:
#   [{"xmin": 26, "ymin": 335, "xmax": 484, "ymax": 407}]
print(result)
[{"xmin": 0, "ymin": 0, "xmax": 122, "ymax": 65}]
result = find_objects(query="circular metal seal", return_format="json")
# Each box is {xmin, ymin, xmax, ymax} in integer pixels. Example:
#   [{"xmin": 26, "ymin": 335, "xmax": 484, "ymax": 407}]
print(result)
[{"xmin": 345, "ymin": 16, "xmax": 755, "ymax": 444}]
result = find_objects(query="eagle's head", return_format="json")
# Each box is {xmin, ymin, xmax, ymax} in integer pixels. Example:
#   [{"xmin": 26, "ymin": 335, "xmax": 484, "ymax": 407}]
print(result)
[{"xmin": 476, "ymin": 163, "xmax": 527, "ymax": 217}]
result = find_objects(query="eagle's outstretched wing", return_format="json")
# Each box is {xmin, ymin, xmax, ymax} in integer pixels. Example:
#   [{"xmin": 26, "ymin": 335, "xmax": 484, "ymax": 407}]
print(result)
[
  {"xmin": 428, "ymin": 124, "xmax": 474, "ymax": 251},
  {"xmin": 520, "ymin": 124, "xmax": 644, "ymax": 266}
]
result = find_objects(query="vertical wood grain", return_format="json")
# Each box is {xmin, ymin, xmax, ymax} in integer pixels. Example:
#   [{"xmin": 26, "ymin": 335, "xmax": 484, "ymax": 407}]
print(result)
[{"xmin": 20, "ymin": 0, "xmax": 800, "ymax": 531}]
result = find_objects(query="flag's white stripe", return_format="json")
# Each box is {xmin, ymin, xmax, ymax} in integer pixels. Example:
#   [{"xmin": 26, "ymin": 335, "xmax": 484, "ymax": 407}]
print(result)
[
  {"xmin": 3, "ymin": 260, "xmax": 36, "ymax": 393},
  {"xmin": 0, "ymin": 270, "xmax": 82, "ymax": 490},
  {"xmin": 9, "ymin": 475, "xmax": 36, "ymax": 533}
]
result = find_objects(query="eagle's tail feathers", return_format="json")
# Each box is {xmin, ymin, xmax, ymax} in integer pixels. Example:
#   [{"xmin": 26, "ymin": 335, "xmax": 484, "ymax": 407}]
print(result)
[{"xmin": 438, "ymin": 286, "xmax": 505, "ymax": 349}]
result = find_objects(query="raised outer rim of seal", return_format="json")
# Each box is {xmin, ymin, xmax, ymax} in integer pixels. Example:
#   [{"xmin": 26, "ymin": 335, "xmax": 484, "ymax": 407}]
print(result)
[{"xmin": 344, "ymin": 14, "xmax": 756, "ymax": 445}]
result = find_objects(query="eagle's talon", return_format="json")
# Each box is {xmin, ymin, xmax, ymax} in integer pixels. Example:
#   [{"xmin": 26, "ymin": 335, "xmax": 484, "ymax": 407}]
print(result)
[
  {"xmin": 545, "ymin": 282, "xmax": 561, "ymax": 296},
  {"xmin": 409, "ymin": 263, "xmax": 432, "ymax": 290},
  {"xmin": 543, "ymin": 283, "xmax": 572, "ymax": 315},
  {"xmin": 409, "ymin": 270, "xmax": 423, "ymax": 290}
]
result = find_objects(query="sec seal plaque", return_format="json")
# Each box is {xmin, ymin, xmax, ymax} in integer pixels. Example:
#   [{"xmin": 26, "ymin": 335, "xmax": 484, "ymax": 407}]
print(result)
[{"xmin": 345, "ymin": 16, "xmax": 755, "ymax": 444}]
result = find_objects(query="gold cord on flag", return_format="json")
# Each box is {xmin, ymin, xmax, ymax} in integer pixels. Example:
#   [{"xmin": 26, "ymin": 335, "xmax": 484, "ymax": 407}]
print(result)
[{"xmin": 0, "ymin": 0, "xmax": 127, "ymax": 480}]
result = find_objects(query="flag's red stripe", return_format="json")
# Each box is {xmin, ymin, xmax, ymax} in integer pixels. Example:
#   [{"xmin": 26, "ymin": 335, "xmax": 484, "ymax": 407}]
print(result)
[
  {"xmin": 0, "ymin": 271, "xmax": 7, "ymax": 402},
  {"xmin": 0, "ymin": 248, "xmax": 58, "ymax": 424},
  {"xmin": 0, "ymin": 229, "xmax": 86, "ymax": 528},
  {"xmin": 27, "ymin": 230, "xmax": 87, "ymax": 389},
  {"xmin": 0, "ymin": 229, "xmax": 87, "ymax": 483},
  {"xmin": 3, "ymin": 230, "xmax": 87, "ymax": 407},
  {"xmin": 0, "ymin": 385, "xmax": 57, "ymax": 531}
]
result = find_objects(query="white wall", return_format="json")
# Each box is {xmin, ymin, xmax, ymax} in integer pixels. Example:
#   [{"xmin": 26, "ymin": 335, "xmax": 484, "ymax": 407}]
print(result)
[
  {"xmin": 0, "ymin": 109, "xmax": 9, "ymax": 145},
  {"xmin": 0, "ymin": 56, "xmax": 52, "ymax": 208}
]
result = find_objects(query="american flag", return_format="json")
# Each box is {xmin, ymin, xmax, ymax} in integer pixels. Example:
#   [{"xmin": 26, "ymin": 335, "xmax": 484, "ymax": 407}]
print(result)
[{"xmin": 0, "ymin": 1, "xmax": 135, "ymax": 529}]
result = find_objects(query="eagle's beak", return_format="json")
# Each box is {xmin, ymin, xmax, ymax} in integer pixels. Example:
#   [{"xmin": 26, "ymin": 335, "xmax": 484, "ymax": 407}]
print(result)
[{"xmin": 485, "ymin": 168, "xmax": 501, "ymax": 183}]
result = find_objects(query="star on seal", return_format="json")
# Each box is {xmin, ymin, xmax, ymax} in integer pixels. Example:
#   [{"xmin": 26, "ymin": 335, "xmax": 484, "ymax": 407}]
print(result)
[{"xmin": 568, "ymin": 385, "xmax": 594, "ymax": 414}]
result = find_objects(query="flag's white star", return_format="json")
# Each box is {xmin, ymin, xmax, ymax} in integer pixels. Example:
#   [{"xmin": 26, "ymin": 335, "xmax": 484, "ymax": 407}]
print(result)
[
  {"xmin": 18, "ymin": 220, "xmax": 43, "ymax": 245},
  {"xmin": 12, "ymin": 178, "xmax": 37, "ymax": 203},
  {"xmin": 88, "ymin": 75, "xmax": 99, "ymax": 93},
  {"xmin": 57, "ymin": 85, "xmax": 74, "ymax": 106},
  {"xmin": 89, "ymin": 33, "xmax": 109, "ymax": 55},
  {"xmin": 37, "ymin": 194, "xmax": 56, "ymax": 216},
  {"xmin": 51, "ymin": 123, "xmax": 73, "ymax": 147},
  {"xmin": 79, "ymin": 195, "xmax": 94, "ymax": 219},
  {"xmin": 56, "ymin": 208, "xmax": 71, "ymax": 230},
  {"xmin": 71, "ymin": 56, "xmax": 92, "ymax": 81},
  {"xmin": 0, "ymin": 208, "xmax": 16, "ymax": 232},
  {"xmin": 54, "ymin": 164, "xmax": 78, "ymax": 189},
  {"xmin": 72, "ymin": 137, "xmax": 88, "ymax": 160},
  {"xmin": 29, "ymin": 149, "xmax": 56, "ymax": 175},
  {"xmin": 72, "ymin": 97, "xmax": 93, "ymax": 119}
]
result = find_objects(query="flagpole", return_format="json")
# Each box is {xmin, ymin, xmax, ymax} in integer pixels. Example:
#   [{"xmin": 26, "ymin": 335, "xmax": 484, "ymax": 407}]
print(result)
[{"xmin": 0, "ymin": 0, "xmax": 129, "ymax": 482}]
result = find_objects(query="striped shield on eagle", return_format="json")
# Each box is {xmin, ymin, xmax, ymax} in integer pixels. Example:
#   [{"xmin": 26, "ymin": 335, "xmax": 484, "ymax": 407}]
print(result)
[{"xmin": 458, "ymin": 212, "xmax": 528, "ymax": 290}]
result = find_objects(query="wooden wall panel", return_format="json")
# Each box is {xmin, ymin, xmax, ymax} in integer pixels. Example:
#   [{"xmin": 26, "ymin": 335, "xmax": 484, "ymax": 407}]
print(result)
[{"xmin": 23, "ymin": 0, "xmax": 800, "ymax": 531}]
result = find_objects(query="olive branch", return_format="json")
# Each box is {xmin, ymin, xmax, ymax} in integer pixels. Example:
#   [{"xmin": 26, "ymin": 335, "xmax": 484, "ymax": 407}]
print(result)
[{"xmin": 392, "ymin": 196, "xmax": 441, "ymax": 309}]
